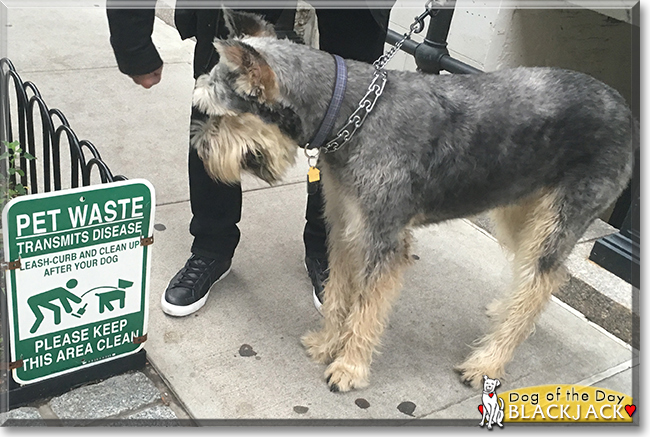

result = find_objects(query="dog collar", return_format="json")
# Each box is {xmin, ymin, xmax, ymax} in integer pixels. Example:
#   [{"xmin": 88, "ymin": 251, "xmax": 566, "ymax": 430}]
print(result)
[
  {"xmin": 305, "ymin": 54, "xmax": 347, "ymax": 150},
  {"xmin": 321, "ymin": 67, "xmax": 387, "ymax": 154}
]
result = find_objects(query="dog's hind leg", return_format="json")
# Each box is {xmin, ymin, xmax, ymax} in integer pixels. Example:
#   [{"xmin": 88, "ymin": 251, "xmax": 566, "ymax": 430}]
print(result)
[
  {"xmin": 456, "ymin": 188, "xmax": 579, "ymax": 388},
  {"xmin": 485, "ymin": 199, "xmax": 545, "ymax": 320}
]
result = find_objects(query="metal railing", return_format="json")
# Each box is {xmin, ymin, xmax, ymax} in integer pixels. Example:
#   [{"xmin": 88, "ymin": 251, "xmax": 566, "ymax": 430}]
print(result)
[
  {"xmin": 385, "ymin": 6, "xmax": 482, "ymax": 75},
  {"xmin": 0, "ymin": 57, "xmax": 126, "ymax": 195}
]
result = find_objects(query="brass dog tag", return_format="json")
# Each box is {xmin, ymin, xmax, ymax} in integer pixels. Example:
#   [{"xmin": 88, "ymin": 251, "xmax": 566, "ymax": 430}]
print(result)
[
  {"xmin": 307, "ymin": 166, "xmax": 320, "ymax": 195},
  {"xmin": 308, "ymin": 166, "xmax": 321, "ymax": 183}
]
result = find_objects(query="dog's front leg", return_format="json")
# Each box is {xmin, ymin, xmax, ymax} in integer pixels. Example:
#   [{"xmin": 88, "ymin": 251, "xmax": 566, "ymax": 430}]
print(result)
[
  {"xmin": 301, "ymin": 183, "xmax": 361, "ymax": 365},
  {"xmin": 324, "ymin": 240, "xmax": 410, "ymax": 392},
  {"xmin": 323, "ymin": 268, "xmax": 403, "ymax": 392},
  {"xmin": 488, "ymin": 405, "xmax": 497, "ymax": 430},
  {"xmin": 302, "ymin": 166, "xmax": 411, "ymax": 391},
  {"xmin": 301, "ymin": 249, "xmax": 355, "ymax": 365}
]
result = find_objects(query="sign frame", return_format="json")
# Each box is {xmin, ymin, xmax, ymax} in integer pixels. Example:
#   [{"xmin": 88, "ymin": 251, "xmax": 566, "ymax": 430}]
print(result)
[{"xmin": 2, "ymin": 179, "xmax": 155, "ymax": 384}]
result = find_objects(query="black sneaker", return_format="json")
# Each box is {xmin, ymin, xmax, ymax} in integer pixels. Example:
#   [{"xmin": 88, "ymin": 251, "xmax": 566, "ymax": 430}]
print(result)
[
  {"xmin": 305, "ymin": 256, "xmax": 329, "ymax": 315},
  {"xmin": 161, "ymin": 254, "xmax": 232, "ymax": 317}
]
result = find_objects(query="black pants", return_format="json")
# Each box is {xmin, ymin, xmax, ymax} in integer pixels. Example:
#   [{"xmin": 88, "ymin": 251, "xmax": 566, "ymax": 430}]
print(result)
[{"xmin": 189, "ymin": 9, "xmax": 391, "ymax": 262}]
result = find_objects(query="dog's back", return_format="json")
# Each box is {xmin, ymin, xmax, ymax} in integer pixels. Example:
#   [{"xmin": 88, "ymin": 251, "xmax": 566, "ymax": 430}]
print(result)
[{"xmin": 331, "ymin": 65, "xmax": 637, "ymax": 225}]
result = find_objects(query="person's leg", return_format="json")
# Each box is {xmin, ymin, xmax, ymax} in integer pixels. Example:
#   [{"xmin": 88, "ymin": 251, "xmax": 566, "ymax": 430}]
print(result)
[
  {"xmin": 188, "ymin": 110, "xmax": 242, "ymax": 262},
  {"xmin": 305, "ymin": 8, "xmax": 392, "ymax": 312},
  {"xmin": 162, "ymin": 8, "xmax": 289, "ymax": 317},
  {"xmin": 161, "ymin": 110, "xmax": 241, "ymax": 317},
  {"xmin": 316, "ymin": 9, "xmax": 390, "ymax": 62}
]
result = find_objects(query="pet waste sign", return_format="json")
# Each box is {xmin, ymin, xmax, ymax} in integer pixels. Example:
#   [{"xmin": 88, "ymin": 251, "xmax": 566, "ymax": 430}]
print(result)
[{"xmin": 2, "ymin": 179, "xmax": 155, "ymax": 384}]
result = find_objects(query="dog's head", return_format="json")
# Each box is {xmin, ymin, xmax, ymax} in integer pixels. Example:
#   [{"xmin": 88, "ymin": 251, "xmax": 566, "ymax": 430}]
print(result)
[
  {"xmin": 190, "ymin": 10, "xmax": 300, "ymax": 185},
  {"xmin": 482, "ymin": 375, "xmax": 501, "ymax": 394}
]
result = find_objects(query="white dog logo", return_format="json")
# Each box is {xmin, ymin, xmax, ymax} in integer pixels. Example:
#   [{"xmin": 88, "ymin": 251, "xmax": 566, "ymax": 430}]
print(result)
[{"xmin": 479, "ymin": 375, "xmax": 505, "ymax": 429}]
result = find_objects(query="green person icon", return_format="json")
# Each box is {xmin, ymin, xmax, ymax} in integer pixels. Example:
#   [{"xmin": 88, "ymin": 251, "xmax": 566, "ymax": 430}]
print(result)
[{"xmin": 27, "ymin": 279, "xmax": 82, "ymax": 334}]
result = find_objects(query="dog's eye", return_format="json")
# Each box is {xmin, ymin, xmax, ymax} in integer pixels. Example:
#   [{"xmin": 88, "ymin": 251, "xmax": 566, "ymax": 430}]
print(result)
[
  {"xmin": 244, "ymin": 150, "xmax": 264, "ymax": 168},
  {"xmin": 249, "ymin": 88, "xmax": 263, "ymax": 99}
]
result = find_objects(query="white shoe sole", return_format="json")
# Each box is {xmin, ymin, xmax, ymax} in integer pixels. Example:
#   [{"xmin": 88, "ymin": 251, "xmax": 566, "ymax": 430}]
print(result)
[
  {"xmin": 161, "ymin": 266, "xmax": 232, "ymax": 317},
  {"xmin": 305, "ymin": 262, "xmax": 324, "ymax": 316},
  {"xmin": 312, "ymin": 287, "xmax": 323, "ymax": 316}
]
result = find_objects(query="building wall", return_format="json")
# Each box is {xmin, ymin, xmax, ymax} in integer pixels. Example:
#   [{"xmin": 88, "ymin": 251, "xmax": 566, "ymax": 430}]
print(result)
[{"xmin": 387, "ymin": 0, "xmax": 635, "ymax": 107}]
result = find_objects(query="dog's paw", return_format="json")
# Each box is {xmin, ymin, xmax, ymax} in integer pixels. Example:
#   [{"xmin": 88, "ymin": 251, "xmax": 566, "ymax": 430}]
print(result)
[
  {"xmin": 485, "ymin": 298, "xmax": 504, "ymax": 319},
  {"xmin": 324, "ymin": 360, "xmax": 369, "ymax": 393},
  {"xmin": 454, "ymin": 361, "xmax": 504, "ymax": 390},
  {"xmin": 454, "ymin": 366, "xmax": 484, "ymax": 389},
  {"xmin": 301, "ymin": 330, "xmax": 337, "ymax": 364}
]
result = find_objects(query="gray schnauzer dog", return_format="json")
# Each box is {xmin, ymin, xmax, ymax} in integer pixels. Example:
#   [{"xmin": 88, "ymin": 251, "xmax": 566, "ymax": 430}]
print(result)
[{"xmin": 191, "ymin": 10, "xmax": 638, "ymax": 392}]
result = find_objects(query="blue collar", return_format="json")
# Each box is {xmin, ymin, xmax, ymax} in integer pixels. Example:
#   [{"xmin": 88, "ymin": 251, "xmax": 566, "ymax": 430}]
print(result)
[{"xmin": 306, "ymin": 54, "xmax": 347, "ymax": 150}]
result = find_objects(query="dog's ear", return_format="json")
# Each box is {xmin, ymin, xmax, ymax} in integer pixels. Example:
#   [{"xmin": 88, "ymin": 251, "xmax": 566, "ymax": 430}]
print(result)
[
  {"xmin": 483, "ymin": 375, "xmax": 489, "ymax": 381},
  {"xmin": 495, "ymin": 379, "xmax": 501, "ymax": 387},
  {"xmin": 214, "ymin": 40, "xmax": 279, "ymax": 103},
  {"xmin": 223, "ymin": 9, "xmax": 276, "ymax": 38}
]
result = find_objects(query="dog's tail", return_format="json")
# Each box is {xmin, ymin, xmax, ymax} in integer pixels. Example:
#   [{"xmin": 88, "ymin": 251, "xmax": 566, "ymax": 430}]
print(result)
[{"xmin": 498, "ymin": 396, "xmax": 505, "ymax": 411}]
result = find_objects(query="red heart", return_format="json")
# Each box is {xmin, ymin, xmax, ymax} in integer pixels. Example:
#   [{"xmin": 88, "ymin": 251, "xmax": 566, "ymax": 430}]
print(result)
[
  {"xmin": 478, "ymin": 405, "xmax": 484, "ymax": 415},
  {"xmin": 625, "ymin": 405, "xmax": 636, "ymax": 417},
  {"xmin": 489, "ymin": 393, "xmax": 494, "ymax": 398}
]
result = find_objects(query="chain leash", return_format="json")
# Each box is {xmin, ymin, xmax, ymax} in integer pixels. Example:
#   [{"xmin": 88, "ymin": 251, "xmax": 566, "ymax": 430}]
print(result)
[{"xmin": 319, "ymin": 1, "xmax": 436, "ymax": 154}]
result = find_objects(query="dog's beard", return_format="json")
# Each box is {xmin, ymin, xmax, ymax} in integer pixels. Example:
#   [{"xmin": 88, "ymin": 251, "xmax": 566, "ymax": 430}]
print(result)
[{"xmin": 190, "ymin": 113, "xmax": 297, "ymax": 185}]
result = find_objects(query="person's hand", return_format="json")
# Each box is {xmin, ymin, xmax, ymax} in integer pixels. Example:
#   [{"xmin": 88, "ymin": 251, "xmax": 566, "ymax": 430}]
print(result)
[{"xmin": 130, "ymin": 65, "xmax": 163, "ymax": 89}]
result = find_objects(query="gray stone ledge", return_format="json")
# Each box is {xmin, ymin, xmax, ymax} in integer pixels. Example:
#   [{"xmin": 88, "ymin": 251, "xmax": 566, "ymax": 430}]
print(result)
[
  {"xmin": 0, "ymin": 407, "xmax": 46, "ymax": 427},
  {"xmin": 48, "ymin": 371, "xmax": 160, "ymax": 423}
]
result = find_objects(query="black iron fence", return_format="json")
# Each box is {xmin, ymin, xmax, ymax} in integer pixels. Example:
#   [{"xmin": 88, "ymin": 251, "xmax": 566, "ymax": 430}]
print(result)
[{"xmin": 0, "ymin": 57, "xmax": 125, "ymax": 196}]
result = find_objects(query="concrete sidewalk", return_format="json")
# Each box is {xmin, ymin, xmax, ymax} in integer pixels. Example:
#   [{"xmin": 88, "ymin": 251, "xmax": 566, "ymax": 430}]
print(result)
[{"xmin": 1, "ymin": 3, "xmax": 638, "ymax": 426}]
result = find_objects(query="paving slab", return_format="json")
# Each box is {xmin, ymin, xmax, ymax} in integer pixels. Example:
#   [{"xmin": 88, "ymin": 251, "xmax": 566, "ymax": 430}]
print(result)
[
  {"xmin": 0, "ymin": 369, "xmax": 185, "ymax": 426},
  {"xmin": 145, "ymin": 183, "xmax": 633, "ymax": 423},
  {"xmin": 8, "ymin": 65, "xmax": 195, "ymax": 203},
  {"xmin": 105, "ymin": 405, "xmax": 181, "ymax": 426}
]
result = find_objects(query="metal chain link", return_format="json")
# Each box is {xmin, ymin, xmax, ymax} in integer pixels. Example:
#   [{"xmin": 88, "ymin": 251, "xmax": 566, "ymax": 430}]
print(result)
[
  {"xmin": 372, "ymin": 28, "xmax": 414, "ymax": 72},
  {"xmin": 322, "ymin": 2, "xmax": 434, "ymax": 153},
  {"xmin": 321, "ymin": 71, "xmax": 387, "ymax": 153}
]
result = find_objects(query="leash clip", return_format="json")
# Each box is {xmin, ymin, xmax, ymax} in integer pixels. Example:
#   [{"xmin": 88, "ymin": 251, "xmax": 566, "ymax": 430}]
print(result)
[
  {"xmin": 304, "ymin": 147, "xmax": 320, "ymax": 168},
  {"xmin": 304, "ymin": 147, "xmax": 321, "ymax": 184}
]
